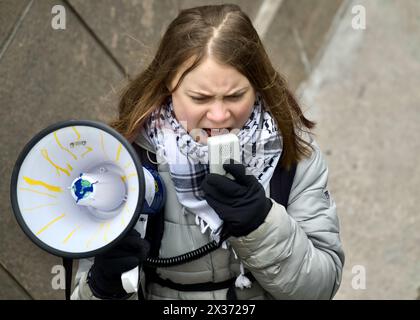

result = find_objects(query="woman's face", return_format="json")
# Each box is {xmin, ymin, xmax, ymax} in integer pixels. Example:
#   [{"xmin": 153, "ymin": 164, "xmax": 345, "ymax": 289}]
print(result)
[{"xmin": 169, "ymin": 56, "xmax": 256, "ymax": 144}]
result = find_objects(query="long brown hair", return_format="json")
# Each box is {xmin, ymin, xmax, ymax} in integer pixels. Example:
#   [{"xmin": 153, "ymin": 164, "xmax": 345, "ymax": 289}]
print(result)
[{"xmin": 110, "ymin": 4, "xmax": 315, "ymax": 169}]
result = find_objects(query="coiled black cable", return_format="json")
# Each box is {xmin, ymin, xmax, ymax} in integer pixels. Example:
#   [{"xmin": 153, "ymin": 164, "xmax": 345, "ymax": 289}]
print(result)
[{"xmin": 143, "ymin": 233, "xmax": 229, "ymax": 268}]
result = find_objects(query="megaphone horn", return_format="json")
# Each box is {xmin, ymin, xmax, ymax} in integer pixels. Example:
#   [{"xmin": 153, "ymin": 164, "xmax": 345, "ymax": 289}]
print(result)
[{"xmin": 10, "ymin": 120, "xmax": 164, "ymax": 259}]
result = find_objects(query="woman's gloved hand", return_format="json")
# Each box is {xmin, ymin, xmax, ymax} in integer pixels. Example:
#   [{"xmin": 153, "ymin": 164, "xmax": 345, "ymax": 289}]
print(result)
[
  {"xmin": 87, "ymin": 229, "xmax": 150, "ymax": 299},
  {"xmin": 201, "ymin": 161, "xmax": 272, "ymax": 238}
]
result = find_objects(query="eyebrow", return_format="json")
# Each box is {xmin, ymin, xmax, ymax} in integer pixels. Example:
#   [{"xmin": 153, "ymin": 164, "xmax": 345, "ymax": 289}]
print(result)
[{"xmin": 187, "ymin": 86, "xmax": 249, "ymax": 97}]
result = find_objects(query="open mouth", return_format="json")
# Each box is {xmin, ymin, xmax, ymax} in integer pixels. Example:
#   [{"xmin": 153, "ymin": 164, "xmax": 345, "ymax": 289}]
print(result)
[{"xmin": 203, "ymin": 128, "xmax": 231, "ymax": 137}]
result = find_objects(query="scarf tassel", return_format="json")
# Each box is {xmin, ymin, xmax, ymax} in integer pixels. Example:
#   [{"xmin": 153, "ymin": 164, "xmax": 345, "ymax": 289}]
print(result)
[
  {"xmin": 235, "ymin": 262, "xmax": 252, "ymax": 289},
  {"xmin": 231, "ymin": 247, "xmax": 252, "ymax": 289}
]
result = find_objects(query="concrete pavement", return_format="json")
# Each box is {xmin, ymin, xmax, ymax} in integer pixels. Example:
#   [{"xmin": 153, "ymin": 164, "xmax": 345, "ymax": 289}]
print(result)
[
  {"xmin": 6, "ymin": 0, "xmax": 405, "ymax": 299},
  {"xmin": 298, "ymin": 0, "xmax": 420, "ymax": 299}
]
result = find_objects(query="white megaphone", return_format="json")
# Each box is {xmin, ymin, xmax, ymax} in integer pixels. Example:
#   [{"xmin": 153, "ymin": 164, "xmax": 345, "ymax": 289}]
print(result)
[{"xmin": 10, "ymin": 120, "xmax": 166, "ymax": 299}]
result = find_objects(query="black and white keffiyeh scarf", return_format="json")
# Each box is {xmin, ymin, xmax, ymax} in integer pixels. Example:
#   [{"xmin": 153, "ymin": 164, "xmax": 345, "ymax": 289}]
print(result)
[{"xmin": 141, "ymin": 94, "xmax": 283, "ymax": 243}]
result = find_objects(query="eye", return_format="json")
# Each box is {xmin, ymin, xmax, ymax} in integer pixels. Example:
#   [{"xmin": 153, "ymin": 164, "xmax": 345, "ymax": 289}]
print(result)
[
  {"xmin": 190, "ymin": 96, "xmax": 209, "ymax": 102},
  {"xmin": 225, "ymin": 94, "xmax": 244, "ymax": 101}
]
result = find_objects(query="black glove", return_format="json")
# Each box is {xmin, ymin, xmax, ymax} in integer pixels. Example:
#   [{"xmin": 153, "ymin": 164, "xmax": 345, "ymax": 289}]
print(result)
[
  {"xmin": 201, "ymin": 161, "xmax": 272, "ymax": 238},
  {"xmin": 88, "ymin": 229, "xmax": 150, "ymax": 299}
]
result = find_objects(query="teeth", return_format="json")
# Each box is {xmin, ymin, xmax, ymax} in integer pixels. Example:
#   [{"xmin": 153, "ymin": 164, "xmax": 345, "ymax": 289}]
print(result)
[
  {"xmin": 207, "ymin": 128, "xmax": 230, "ymax": 136},
  {"xmin": 202, "ymin": 128, "xmax": 231, "ymax": 137}
]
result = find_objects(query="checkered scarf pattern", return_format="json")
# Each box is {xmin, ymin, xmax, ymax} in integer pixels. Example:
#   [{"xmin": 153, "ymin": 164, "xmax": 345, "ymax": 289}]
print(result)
[{"xmin": 143, "ymin": 94, "xmax": 282, "ymax": 240}]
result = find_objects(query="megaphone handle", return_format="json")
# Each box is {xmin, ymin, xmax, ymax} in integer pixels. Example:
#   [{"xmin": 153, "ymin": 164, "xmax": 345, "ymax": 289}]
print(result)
[{"xmin": 121, "ymin": 214, "xmax": 148, "ymax": 295}]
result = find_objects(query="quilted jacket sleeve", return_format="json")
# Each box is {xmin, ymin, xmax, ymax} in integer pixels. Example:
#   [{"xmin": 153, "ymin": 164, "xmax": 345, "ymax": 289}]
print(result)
[{"xmin": 229, "ymin": 138, "xmax": 345, "ymax": 299}]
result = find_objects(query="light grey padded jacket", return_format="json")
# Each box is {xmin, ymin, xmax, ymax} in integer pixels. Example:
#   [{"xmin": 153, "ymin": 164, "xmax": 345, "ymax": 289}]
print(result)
[{"xmin": 71, "ymin": 133, "xmax": 344, "ymax": 300}]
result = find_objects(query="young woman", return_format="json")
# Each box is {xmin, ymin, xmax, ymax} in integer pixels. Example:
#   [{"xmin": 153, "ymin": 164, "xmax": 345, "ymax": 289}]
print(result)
[{"xmin": 72, "ymin": 4, "xmax": 344, "ymax": 300}]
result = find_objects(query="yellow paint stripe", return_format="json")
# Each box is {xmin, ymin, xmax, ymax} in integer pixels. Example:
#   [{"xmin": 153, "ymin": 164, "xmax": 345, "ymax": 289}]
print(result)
[
  {"xmin": 72, "ymin": 127, "xmax": 81, "ymax": 141},
  {"xmin": 86, "ymin": 223, "xmax": 105, "ymax": 248},
  {"xmin": 125, "ymin": 204, "xmax": 132, "ymax": 213},
  {"xmin": 121, "ymin": 173, "xmax": 137, "ymax": 183},
  {"xmin": 81, "ymin": 146, "xmax": 92, "ymax": 157},
  {"xmin": 23, "ymin": 203, "xmax": 59, "ymax": 212},
  {"xmin": 100, "ymin": 133, "xmax": 109, "ymax": 160},
  {"xmin": 41, "ymin": 149, "xmax": 71, "ymax": 176},
  {"xmin": 72, "ymin": 127, "xmax": 93, "ymax": 158},
  {"xmin": 116, "ymin": 143, "xmax": 122, "ymax": 162},
  {"xmin": 124, "ymin": 162, "xmax": 132, "ymax": 169},
  {"xmin": 36, "ymin": 213, "xmax": 65, "ymax": 235},
  {"xmin": 121, "ymin": 204, "xmax": 131, "ymax": 227},
  {"xmin": 63, "ymin": 225, "xmax": 81, "ymax": 244},
  {"xmin": 118, "ymin": 205, "xmax": 124, "ymax": 227},
  {"xmin": 19, "ymin": 188, "xmax": 57, "ymax": 198},
  {"xmin": 54, "ymin": 132, "xmax": 77, "ymax": 160},
  {"xmin": 23, "ymin": 176, "xmax": 62, "ymax": 193}
]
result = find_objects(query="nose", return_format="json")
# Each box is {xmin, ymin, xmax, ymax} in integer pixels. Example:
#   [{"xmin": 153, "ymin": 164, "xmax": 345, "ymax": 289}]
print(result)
[{"xmin": 206, "ymin": 101, "xmax": 230, "ymax": 124}]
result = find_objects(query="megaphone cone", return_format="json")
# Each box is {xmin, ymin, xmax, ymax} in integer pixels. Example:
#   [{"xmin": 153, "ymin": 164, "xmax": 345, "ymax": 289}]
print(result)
[
  {"xmin": 10, "ymin": 120, "xmax": 146, "ymax": 259},
  {"xmin": 11, "ymin": 119, "xmax": 223, "ymax": 298}
]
